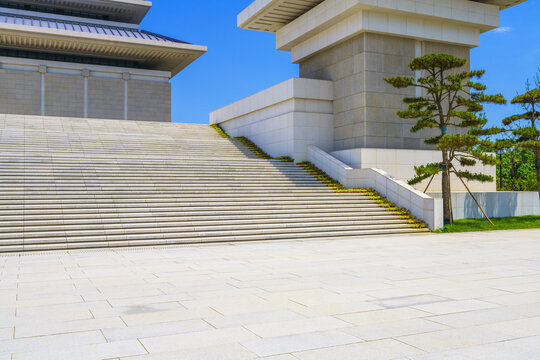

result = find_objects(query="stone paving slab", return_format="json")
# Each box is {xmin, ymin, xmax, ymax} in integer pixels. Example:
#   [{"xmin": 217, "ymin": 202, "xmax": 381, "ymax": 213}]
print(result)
[{"xmin": 0, "ymin": 229, "xmax": 539, "ymax": 359}]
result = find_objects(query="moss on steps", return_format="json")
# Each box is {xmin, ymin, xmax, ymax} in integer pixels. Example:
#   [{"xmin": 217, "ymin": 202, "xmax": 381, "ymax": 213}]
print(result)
[
  {"xmin": 210, "ymin": 124, "xmax": 231, "ymax": 139},
  {"xmin": 210, "ymin": 124, "xmax": 293, "ymax": 163}
]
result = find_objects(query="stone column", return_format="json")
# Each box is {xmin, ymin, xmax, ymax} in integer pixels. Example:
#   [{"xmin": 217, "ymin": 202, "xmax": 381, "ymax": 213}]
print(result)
[
  {"xmin": 123, "ymin": 72, "xmax": 130, "ymax": 120},
  {"xmin": 38, "ymin": 65, "xmax": 47, "ymax": 116},
  {"xmin": 82, "ymin": 69, "xmax": 90, "ymax": 118}
]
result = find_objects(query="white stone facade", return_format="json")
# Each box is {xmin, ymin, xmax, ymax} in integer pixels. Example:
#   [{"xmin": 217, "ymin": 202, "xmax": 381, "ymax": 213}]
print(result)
[
  {"xmin": 216, "ymin": 0, "xmax": 514, "ymax": 155},
  {"xmin": 331, "ymin": 148, "xmax": 497, "ymax": 192},
  {"xmin": 210, "ymin": 0, "xmax": 526, "ymax": 220},
  {"xmin": 273, "ymin": 0, "xmax": 499, "ymax": 63},
  {"xmin": 210, "ymin": 78, "xmax": 334, "ymax": 161},
  {"xmin": 298, "ymin": 34, "xmax": 471, "ymax": 151}
]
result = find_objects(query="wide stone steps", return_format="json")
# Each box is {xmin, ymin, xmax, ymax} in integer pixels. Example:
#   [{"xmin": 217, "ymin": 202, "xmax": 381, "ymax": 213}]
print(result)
[
  {"xmin": 0, "ymin": 189, "xmax": 340, "ymax": 196},
  {"xmin": 0, "ymin": 209, "xmax": 394, "ymax": 222},
  {"xmin": 2, "ymin": 227, "xmax": 426, "ymax": 252},
  {"xmin": 0, "ymin": 160, "xmax": 287, "ymax": 168},
  {"xmin": 0, "ymin": 136, "xmax": 256, "ymax": 158},
  {"xmin": 0, "ymin": 220, "xmax": 415, "ymax": 240},
  {"xmin": 0, "ymin": 226, "xmax": 424, "ymax": 249},
  {"xmin": 0, "ymin": 115, "xmax": 427, "ymax": 252},
  {"xmin": 1, "ymin": 215, "xmax": 400, "ymax": 227},
  {"xmin": 0, "ymin": 212, "xmax": 401, "ymax": 228},
  {"xmin": 0, "ymin": 196, "xmax": 371, "ymax": 203},
  {"xmin": 0, "ymin": 192, "xmax": 373, "ymax": 201},
  {"xmin": 0, "ymin": 205, "xmax": 385, "ymax": 217}
]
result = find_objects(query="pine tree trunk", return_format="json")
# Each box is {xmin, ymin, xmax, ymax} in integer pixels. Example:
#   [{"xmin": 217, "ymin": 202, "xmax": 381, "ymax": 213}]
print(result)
[
  {"xmin": 442, "ymin": 150, "xmax": 453, "ymax": 224},
  {"xmin": 536, "ymin": 149, "xmax": 540, "ymax": 201}
]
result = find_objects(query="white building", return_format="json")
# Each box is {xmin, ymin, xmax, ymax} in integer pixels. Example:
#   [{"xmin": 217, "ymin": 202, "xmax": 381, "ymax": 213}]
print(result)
[
  {"xmin": 0, "ymin": 0, "xmax": 206, "ymax": 122},
  {"xmin": 211, "ymin": 0, "xmax": 527, "ymax": 192}
]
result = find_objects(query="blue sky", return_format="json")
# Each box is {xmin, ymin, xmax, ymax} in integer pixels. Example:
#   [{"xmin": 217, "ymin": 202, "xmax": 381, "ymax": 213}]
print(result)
[{"xmin": 141, "ymin": 0, "xmax": 540, "ymax": 127}]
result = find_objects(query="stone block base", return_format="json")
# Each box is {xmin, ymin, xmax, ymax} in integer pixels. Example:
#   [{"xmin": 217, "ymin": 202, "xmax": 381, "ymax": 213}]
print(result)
[{"xmin": 331, "ymin": 147, "xmax": 497, "ymax": 193}]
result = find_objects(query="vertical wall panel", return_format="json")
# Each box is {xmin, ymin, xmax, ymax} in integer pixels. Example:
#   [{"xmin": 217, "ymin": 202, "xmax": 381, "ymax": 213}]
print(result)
[
  {"xmin": 0, "ymin": 69, "xmax": 41, "ymax": 115},
  {"xmin": 128, "ymin": 80, "xmax": 171, "ymax": 122},
  {"xmin": 299, "ymin": 33, "xmax": 471, "ymax": 151},
  {"xmin": 45, "ymin": 73, "xmax": 84, "ymax": 117},
  {"xmin": 88, "ymin": 77, "xmax": 124, "ymax": 120}
]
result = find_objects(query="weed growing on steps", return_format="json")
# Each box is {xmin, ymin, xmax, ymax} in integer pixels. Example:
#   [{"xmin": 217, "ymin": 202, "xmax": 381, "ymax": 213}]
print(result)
[
  {"xmin": 235, "ymin": 137, "xmax": 271, "ymax": 159},
  {"xmin": 210, "ymin": 124, "xmax": 231, "ymax": 139},
  {"xmin": 209, "ymin": 125, "xmax": 294, "ymax": 162},
  {"xmin": 297, "ymin": 162, "xmax": 427, "ymax": 229}
]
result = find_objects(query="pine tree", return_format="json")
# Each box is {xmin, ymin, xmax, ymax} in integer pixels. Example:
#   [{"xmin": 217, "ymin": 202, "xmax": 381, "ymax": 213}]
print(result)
[
  {"xmin": 499, "ymin": 88, "xmax": 540, "ymax": 199},
  {"xmin": 384, "ymin": 54, "xmax": 506, "ymax": 225}
]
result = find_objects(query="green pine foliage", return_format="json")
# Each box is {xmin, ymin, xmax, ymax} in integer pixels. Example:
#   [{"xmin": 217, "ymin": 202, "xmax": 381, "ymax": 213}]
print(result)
[
  {"xmin": 502, "ymin": 88, "xmax": 540, "ymax": 150},
  {"xmin": 489, "ymin": 69, "xmax": 540, "ymax": 197},
  {"xmin": 502, "ymin": 89, "xmax": 539, "ymax": 195},
  {"xmin": 499, "ymin": 148, "xmax": 537, "ymax": 191},
  {"xmin": 384, "ymin": 53, "xmax": 506, "ymax": 223}
]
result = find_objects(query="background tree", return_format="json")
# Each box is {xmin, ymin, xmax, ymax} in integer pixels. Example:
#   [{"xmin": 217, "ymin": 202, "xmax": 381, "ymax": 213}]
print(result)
[
  {"xmin": 479, "ymin": 141, "xmax": 537, "ymax": 191},
  {"xmin": 486, "ymin": 68, "xmax": 539, "ymax": 193},
  {"xmin": 496, "ymin": 87, "xmax": 540, "ymax": 198},
  {"xmin": 384, "ymin": 54, "xmax": 506, "ymax": 225},
  {"xmin": 500, "ymin": 147, "xmax": 537, "ymax": 191}
]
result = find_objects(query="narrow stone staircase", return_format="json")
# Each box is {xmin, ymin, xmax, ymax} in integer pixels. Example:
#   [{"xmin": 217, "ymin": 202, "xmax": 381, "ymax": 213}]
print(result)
[{"xmin": 0, "ymin": 115, "xmax": 427, "ymax": 252}]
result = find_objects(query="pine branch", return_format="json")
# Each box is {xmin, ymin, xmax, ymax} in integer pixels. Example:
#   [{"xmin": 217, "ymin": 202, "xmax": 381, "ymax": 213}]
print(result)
[
  {"xmin": 453, "ymin": 170, "xmax": 493, "ymax": 183},
  {"xmin": 408, "ymin": 162, "xmax": 442, "ymax": 185},
  {"xmin": 458, "ymin": 157, "xmax": 477, "ymax": 166},
  {"xmin": 383, "ymin": 77, "xmax": 414, "ymax": 88}
]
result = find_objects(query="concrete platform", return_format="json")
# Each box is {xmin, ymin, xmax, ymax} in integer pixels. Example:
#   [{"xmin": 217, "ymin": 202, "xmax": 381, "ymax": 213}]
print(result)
[{"xmin": 1, "ymin": 230, "xmax": 539, "ymax": 359}]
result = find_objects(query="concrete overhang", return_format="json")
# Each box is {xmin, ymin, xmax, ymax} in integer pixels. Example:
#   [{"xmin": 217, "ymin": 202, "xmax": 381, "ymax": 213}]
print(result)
[
  {"xmin": 5, "ymin": 0, "xmax": 152, "ymax": 24},
  {"xmin": 238, "ymin": 0, "xmax": 527, "ymax": 33},
  {"xmin": 0, "ymin": 22, "xmax": 206, "ymax": 76},
  {"xmin": 473, "ymin": 0, "xmax": 527, "ymax": 9},
  {"xmin": 238, "ymin": 0, "xmax": 323, "ymax": 32}
]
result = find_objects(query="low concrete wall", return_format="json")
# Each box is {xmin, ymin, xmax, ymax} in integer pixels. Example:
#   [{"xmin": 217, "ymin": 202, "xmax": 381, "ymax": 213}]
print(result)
[
  {"xmin": 308, "ymin": 145, "xmax": 443, "ymax": 230},
  {"xmin": 210, "ymin": 78, "xmax": 334, "ymax": 161},
  {"xmin": 428, "ymin": 192, "xmax": 540, "ymax": 220},
  {"xmin": 331, "ymin": 147, "xmax": 497, "ymax": 192}
]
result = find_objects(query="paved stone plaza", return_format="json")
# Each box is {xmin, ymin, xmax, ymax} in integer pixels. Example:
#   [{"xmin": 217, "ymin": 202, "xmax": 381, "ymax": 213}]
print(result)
[{"xmin": 0, "ymin": 230, "xmax": 539, "ymax": 359}]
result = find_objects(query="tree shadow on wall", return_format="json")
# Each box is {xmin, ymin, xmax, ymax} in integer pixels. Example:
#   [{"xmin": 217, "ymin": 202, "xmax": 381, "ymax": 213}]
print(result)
[{"xmin": 463, "ymin": 192, "xmax": 519, "ymax": 219}]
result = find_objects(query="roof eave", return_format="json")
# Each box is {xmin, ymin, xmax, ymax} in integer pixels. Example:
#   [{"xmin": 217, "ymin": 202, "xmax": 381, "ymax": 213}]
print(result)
[
  {"xmin": 0, "ymin": 23, "xmax": 207, "ymax": 76},
  {"xmin": 471, "ymin": 0, "xmax": 528, "ymax": 9},
  {"xmin": 238, "ymin": 0, "xmax": 528, "ymax": 32},
  {"xmin": 238, "ymin": 0, "xmax": 273, "ymax": 29},
  {"xmin": 4, "ymin": 0, "xmax": 153, "ymax": 24}
]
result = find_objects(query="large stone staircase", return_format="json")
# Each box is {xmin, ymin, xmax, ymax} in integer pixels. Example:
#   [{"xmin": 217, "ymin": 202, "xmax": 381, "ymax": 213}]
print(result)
[{"xmin": 0, "ymin": 115, "xmax": 427, "ymax": 252}]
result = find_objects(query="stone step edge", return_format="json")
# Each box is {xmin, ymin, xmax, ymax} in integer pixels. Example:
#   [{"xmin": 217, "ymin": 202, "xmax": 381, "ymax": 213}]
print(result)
[{"xmin": 0, "ymin": 227, "xmax": 429, "ymax": 251}]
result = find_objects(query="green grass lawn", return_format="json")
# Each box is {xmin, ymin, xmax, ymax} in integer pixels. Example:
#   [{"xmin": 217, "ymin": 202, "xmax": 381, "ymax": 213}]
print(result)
[{"xmin": 436, "ymin": 215, "xmax": 540, "ymax": 233}]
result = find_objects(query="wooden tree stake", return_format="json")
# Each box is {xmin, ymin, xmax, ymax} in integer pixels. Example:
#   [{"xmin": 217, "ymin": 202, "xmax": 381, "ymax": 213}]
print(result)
[{"xmin": 453, "ymin": 171, "xmax": 494, "ymax": 226}]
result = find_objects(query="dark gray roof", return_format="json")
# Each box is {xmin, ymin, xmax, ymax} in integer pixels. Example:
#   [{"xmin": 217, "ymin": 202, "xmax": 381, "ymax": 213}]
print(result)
[{"xmin": 0, "ymin": 11, "xmax": 186, "ymax": 43}]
